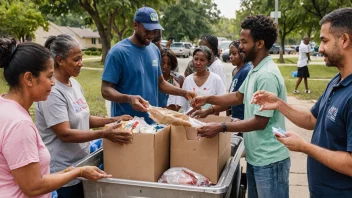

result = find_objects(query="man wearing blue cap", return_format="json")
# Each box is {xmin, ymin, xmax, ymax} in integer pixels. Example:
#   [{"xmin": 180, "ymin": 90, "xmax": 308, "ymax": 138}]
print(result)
[{"xmin": 101, "ymin": 7, "xmax": 195, "ymax": 123}]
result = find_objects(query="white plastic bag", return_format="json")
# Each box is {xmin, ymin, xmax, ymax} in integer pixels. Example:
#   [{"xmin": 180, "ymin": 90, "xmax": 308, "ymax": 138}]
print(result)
[{"xmin": 158, "ymin": 167, "xmax": 211, "ymax": 187}]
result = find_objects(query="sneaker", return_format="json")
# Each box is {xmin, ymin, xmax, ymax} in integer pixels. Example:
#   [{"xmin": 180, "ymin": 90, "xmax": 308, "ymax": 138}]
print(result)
[
  {"xmin": 305, "ymin": 90, "xmax": 311, "ymax": 94},
  {"xmin": 293, "ymin": 90, "xmax": 299, "ymax": 94}
]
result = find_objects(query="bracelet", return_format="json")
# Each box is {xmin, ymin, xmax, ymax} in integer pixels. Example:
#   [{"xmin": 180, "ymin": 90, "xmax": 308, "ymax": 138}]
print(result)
[
  {"xmin": 211, "ymin": 105, "xmax": 215, "ymax": 114},
  {"xmin": 221, "ymin": 122, "xmax": 227, "ymax": 133},
  {"xmin": 80, "ymin": 167, "xmax": 84, "ymax": 177}
]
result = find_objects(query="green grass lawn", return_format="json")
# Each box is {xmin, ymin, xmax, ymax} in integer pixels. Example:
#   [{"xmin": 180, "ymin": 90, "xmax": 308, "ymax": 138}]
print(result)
[
  {"xmin": 83, "ymin": 60, "xmax": 104, "ymax": 68},
  {"xmin": 279, "ymin": 65, "xmax": 338, "ymax": 100},
  {"xmin": 273, "ymin": 57, "xmax": 325, "ymax": 64}
]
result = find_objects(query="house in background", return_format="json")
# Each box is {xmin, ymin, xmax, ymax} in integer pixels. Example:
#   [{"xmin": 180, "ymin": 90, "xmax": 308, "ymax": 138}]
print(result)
[{"xmin": 33, "ymin": 21, "xmax": 101, "ymax": 49}]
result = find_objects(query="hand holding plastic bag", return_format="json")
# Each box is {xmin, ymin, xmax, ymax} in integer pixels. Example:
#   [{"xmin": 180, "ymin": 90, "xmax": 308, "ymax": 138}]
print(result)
[{"xmin": 158, "ymin": 167, "xmax": 211, "ymax": 187}]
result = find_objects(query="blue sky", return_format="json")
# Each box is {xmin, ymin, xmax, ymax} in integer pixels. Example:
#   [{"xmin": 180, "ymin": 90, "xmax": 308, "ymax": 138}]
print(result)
[{"xmin": 214, "ymin": 0, "xmax": 241, "ymax": 19}]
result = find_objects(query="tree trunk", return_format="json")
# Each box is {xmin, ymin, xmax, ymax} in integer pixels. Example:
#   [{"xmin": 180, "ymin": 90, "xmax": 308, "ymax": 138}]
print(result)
[
  {"xmin": 101, "ymin": 37, "xmax": 111, "ymax": 63},
  {"xmin": 279, "ymin": 34, "xmax": 285, "ymax": 63}
]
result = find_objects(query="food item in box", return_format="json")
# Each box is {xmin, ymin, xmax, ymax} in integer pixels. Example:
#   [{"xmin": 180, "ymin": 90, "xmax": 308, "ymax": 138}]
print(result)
[
  {"xmin": 158, "ymin": 167, "xmax": 211, "ymax": 187},
  {"xmin": 148, "ymin": 106, "xmax": 204, "ymax": 127}
]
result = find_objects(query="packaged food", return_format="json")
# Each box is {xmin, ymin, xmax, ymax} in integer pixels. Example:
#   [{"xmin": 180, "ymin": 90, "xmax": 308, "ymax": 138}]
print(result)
[{"xmin": 158, "ymin": 167, "xmax": 211, "ymax": 187}]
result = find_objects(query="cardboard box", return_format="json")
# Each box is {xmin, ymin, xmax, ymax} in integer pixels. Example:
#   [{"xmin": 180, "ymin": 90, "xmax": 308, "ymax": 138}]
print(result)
[
  {"xmin": 170, "ymin": 115, "xmax": 231, "ymax": 184},
  {"xmin": 103, "ymin": 126, "xmax": 170, "ymax": 182}
]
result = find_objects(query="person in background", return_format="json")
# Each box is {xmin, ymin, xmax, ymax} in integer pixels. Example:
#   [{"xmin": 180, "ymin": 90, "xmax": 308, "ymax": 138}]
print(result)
[
  {"xmin": 0, "ymin": 38, "xmax": 111, "ymax": 198},
  {"xmin": 35, "ymin": 34, "xmax": 133, "ymax": 198},
  {"xmin": 294, "ymin": 36, "xmax": 311, "ymax": 94},
  {"xmin": 158, "ymin": 49, "xmax": 185, "ymax": 110},
  {"xmin": 152, "ymin": 29, "xmax": 163, "ymax": 52},
  {"xmin": 101, "ymin": 7, "xmax": 195, "ymax": 124},
  {"xmin": 191, "ymin": 15, "xmax": 290, "ymax": 198},
  {"xmin": 175, "ymin": 46, "xmax": 226, "ymax": 113},
  {"xmin": 191, "ymin": 40, "xmax": 251, "ymax": 122},
  {"xmin": 184, "ymin": 35, "xmax": 227, "ymax": 88},
  {"xmin": 251, "ymin": 8, "xmax": 352, "ymax": 197}
]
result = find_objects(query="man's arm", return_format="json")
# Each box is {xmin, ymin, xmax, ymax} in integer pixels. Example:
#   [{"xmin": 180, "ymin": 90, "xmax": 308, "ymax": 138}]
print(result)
[
  {"xmin": 101, "ymin": 81, "xmax": 149, "ymax": 112},
  {"xmin": 305, "ymin": 144, "xmax": 352, "ymax": 177},
  {"xmin": 101, "ymin": 81, "xmax": 131, "ymax": 103},
  {"xmin": 196, "ymin": 115, "xmax": 269, "ymax": 138},
  {"xmin": 208, "ymin": 91, "xmax": 244, "ymax": 107},
  {"xmin": 276, "ymin": 99, "xmax": 316, "ymax": 130},
  {"xmin": 278, "ymin": 132, "xmax": 352, "ymax": 177},
  {"xmin": 158, "ymin": 75, "xmax": 188, "ymax": 98}
]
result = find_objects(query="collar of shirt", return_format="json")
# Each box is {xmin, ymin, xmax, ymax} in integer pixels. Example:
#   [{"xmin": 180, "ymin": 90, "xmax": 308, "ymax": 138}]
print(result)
[{"xmin": 251, "ymin": 56, "xmax": 272, "ymax": 73}]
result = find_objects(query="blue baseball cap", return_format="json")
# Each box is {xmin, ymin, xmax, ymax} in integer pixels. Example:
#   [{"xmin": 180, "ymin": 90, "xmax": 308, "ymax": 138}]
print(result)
[{"xmin": 134, "ymin": 7, "xmax": 164, "ymax": 31}]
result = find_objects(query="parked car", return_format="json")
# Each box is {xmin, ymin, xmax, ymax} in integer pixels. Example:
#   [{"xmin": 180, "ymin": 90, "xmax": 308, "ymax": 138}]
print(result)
[
  {"xmin": 222, "ymin": 49, "xmax": 230, "ymax": 62},
  {"xmin": 284, "ymin": 47, "xmax": 296, "ymax": 54},
  {"xmin": 218, "ymin": 40, "xmax": 232, "ymax": 56},
  {"xmin": 170, "ymin": 42, "xmax": 192, "ymax": 58},
  {"xmin": 160, "ymin": 40, "xmax": 168, "ymax": 48},
  {"xmin": 269, "ymin": 44, "xmax": 280, "ymax": 54}
]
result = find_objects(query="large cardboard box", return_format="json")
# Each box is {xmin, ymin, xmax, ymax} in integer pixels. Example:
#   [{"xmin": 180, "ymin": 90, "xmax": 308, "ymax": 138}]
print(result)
[
  {"xmin": 103, "ymin": 126, "xmax": 170, "ymax": 182},
  {"xmin": 170, "ymin": 115, "xmax": 231, "ymax": 184}
]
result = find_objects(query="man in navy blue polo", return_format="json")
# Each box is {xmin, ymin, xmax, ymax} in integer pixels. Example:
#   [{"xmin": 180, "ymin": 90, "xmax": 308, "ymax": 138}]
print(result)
[{"xmin": 250, "ymin": 8, "xmax": 352, "ymax": 197}]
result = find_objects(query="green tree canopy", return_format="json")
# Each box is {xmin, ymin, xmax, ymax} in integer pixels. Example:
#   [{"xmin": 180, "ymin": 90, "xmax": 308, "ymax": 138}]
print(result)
[
  {"xmin": 0, "ymin": 0, "xmax": 48, "ymax": 42},
  {"xmin": 161, "ymin": 0, "xmax": 220, "ymax": 42}
]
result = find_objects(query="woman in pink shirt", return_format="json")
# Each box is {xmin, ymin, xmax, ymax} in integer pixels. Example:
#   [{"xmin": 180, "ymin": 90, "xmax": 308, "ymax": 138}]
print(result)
[{"xmin": 0, "ymin": 38, "xmax": 113, "ymax": 198}]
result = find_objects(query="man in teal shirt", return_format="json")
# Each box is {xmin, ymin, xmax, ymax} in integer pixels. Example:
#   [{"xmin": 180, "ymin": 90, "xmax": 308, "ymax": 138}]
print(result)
[{"xmin": 191, "ymin": 15, "xmax": 290, "ymax": 198}]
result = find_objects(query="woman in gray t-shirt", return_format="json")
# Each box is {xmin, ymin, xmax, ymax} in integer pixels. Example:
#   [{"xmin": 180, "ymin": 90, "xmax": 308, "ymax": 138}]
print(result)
[{"xmin": 35, "ymin": 34, "xmax": 133, "ymax": 198}]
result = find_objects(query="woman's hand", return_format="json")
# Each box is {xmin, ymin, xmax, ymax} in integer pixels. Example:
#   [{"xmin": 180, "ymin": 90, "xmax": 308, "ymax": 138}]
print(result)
[
  {"xmin": 104, "ymin": 123, "xmax": 133, "ymax": 144},
  {"xmin": 80, "ymin": 166, "xmax": 112, "ymax": 180}
]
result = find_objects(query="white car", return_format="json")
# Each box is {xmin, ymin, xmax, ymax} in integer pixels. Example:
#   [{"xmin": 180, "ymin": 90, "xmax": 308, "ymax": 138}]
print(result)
[{"xmin": 170, "ymin": 42, "xmax": 192, "ymax": 58}]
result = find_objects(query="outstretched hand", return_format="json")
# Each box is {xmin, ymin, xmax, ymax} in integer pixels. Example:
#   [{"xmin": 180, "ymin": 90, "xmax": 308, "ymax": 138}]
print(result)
[{"xmin": 250, "ymin": 90, "xmax": 280, "ymax": 111}]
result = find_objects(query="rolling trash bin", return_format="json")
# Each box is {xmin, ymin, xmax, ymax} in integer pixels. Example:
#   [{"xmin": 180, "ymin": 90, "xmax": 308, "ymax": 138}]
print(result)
[{"xmin": 75, "ymin": 136, "xmax": 244, "ymax": 198}]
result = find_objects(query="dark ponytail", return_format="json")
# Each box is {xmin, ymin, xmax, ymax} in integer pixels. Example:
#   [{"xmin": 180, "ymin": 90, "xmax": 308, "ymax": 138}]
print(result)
[
  {"xmin": 0, "ymin": 38, "xmax": 52, "ymax": 87},
  {"xmin": 0, "ymin": 38, "xmax": 16, "ymax": 69}
]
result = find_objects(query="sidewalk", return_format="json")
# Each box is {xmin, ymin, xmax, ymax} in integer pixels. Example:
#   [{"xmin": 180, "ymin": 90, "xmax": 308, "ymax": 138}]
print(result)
[{"xmin": 240, "ymin": 96, "xmax": 314, "ymax": 198}]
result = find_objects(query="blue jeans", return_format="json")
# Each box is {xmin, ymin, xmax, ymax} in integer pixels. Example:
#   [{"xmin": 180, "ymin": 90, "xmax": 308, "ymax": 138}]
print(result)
[
  {"xmin": 57, "ymin": 182, "xmax": 84, "ymax": 198},
  {"xmin": 247, "ymin": 158, "xmax": 290, "ymax": 198}
]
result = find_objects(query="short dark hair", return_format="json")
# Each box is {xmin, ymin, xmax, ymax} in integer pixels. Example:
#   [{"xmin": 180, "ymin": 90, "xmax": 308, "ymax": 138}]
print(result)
[
  {"xmin": 45, "ymin": 34, "xmax": 80, "ymax": 67},
  {"xmin": 200, "ymin": 34, "xmax": 218, "ymax": 57},
  {"xmin": 161, "ymin": 49, "xmax": 178, "ymax": 71},
  {"xmin": 0, "ymin": 38, "xmax": 52, "ymax": 87},
  {"xmin": 241, "ymin": 15, "xmax": 278, "ymax": 50},
  {"xmin": 193, "ymin": 46, "xmax": 213, "ymax": 62},
  {"xmin": 320, "ymin": 8, "xmax": 352, "ymax": 39}
]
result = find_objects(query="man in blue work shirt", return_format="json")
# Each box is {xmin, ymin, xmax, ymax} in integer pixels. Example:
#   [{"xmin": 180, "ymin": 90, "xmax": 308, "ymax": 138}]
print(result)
[
  {"xmin": 101, "ymin": 7, "xmax": 195, "ymax": 123},
  {"xmin": 251, "ymin": 8, "xmax": 352, "ymax": 198}
]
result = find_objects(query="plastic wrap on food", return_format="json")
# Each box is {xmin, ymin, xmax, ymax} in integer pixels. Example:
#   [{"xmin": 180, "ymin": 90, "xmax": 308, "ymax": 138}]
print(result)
[
  {"xmin": 148, "ymin": 106, "xmax": 204, "ymax": 127},
  {"xmin": 121, "ymin": 120, "xmax": 140, "ymax": 133},
  {"xmin": 140, "ymin": 126, "xmax": 157, "ymax": 133},
  {"xmin": 158, "ymin": 167, "xmax": 212, "ymax": 187}
]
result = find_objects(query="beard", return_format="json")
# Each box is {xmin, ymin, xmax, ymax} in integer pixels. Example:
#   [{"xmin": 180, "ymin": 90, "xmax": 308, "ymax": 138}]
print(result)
[
  {"xmin": 135, "ymin": 32, "xmax": 150, "ymax": 46},
  {"xmin": 322, "ymin": 42, "xmax": 343, "ymax": 67},
  {"xmin": 241, "ymin": 45, "xmax": 256, "ymax": 63}
]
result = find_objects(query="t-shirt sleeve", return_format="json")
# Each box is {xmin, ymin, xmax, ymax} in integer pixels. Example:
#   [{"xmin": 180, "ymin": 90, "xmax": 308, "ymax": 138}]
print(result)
[
  {"xmin": 102, "ymin": 51, "xmax": 122, "ymax": 84},
  {"xmin": 253, "ymin": 73, "xmax": 280, "ymax": 118},
  {"xmin": 40, "ymin": 92, "xmax": 69, "ymax": 127},
  {"xmin": 3, "ymin": 121, "xmax": 40, "ymax": 170}
]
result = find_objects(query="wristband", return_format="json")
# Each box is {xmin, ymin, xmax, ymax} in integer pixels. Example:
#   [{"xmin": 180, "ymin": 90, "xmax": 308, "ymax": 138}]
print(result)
[
  {"xmin": 211, "ymin": 105, "xmax": 215, "ymax": 114},
  {"xmin": 80, "ymin": 167, "xmax": 84, "ymax": 177},
  {"xmin": 221, "ymin": 122, "xmax": 227, "ymax": 133}
]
